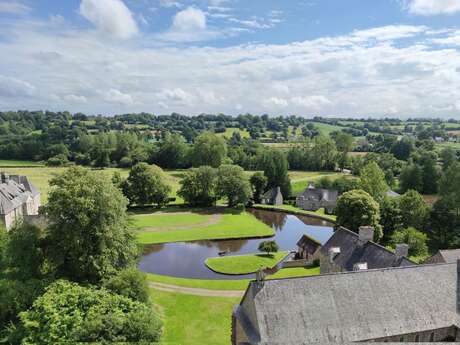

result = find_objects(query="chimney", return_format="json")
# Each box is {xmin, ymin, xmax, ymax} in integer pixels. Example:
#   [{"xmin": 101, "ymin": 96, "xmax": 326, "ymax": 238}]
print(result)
[
  {"xmin": 1, "ymin": 172, "xmax": 9, "ymax": 184},
  {"xmin": 395, "ymin": 244, "xmax": 409, "ymax": 258},
  {"xmin": 329, "ymin": 247, "xmax": 341, "ymax": 263},
  {"xmin": 359, "ymin": 226, "xmax": 374, "ymax": 243},
  {"xmin": 353, "ymin": 262, "xmax": 368, "ymax": 271}
]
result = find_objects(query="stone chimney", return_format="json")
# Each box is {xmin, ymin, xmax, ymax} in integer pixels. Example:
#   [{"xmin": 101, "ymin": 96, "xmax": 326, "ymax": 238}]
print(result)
[
  {"xmin": 329, "ymin": 247, "xmax": 341, "ymax": 263},
  {"xmin": 395, "ymin": 244, "xmax": 409, "ymax": 258},
  {"xmin": 0, "ymin": 172, "xmax": 9, "ymax": 184},
  {"xmin": 353, "ymin": 262, "xmax": 368, "ymax": 271},
  {"xmin": 359, "ymin": 226, "xmax": 374, "ymax": 243}
]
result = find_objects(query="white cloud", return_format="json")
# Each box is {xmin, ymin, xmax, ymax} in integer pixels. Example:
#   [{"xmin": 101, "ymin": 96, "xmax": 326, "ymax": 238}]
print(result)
[
  {"xmin": 291, "ymin": 95, "xmax": 332, "ymax": 110},
  {"xmin": 172, "ymin": 7, "xmax": 206, "ymax": 31},
  {"xmin": 156, "ymin": 88, "xmax": 192, "ymax": 103},
  {"xmin": 79, "ymin": 0, "xmax": 138, "ymax": 39},
  {"xmin": 352, "ymin": 25, "xmax": 428, "ymax": 41},
  {"xmin": 264, "ymin": 97, "xmax": 289, "ymax": 108},
  {"xmin": 0, "ymin": 1, "xmax": 30, "ymax": 14},
  {"xmin": 0, "ymin": 75, "xmax": 35, "ymax": 97},
  {"xmin": 104, "ymin": 89, "xmax": 133, "ymax": 105},
  {"xmin": 405, "ymin": 0, "xmax": 460, "ymax": 15},
  {"xmin": 63, "ymin": 94, "xmax": 88, "ymax": 104},
  {"xmin": 159, "ymin": 0, "xmax": 182, "ymax": 8}
]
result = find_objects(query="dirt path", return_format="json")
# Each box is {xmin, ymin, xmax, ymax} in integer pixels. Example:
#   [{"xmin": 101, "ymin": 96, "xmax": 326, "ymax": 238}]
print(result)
[
  {"xmin": 148, "ymin": 282, "xmax": 245, "ymax": 298},
  {"xmin": 142, "ymin": 213, "xmax": 222, "ymax": 232}
]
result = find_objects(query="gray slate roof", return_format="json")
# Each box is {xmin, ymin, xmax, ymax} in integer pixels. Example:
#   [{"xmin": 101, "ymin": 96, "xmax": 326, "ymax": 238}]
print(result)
[
  {"xmin": 0, "ymin": 175, "xmax": 39, "ymax": 215},
  {"xmin": 236, "ymin": 263, "xmax": 458, "ymax": 345},
  {"xmin": 320, "ymin": 227, "xmax": 415, "ymax": 271},
  {"xmin": 439, "ymin": 249, "xmax": 460, "ymax": 263},
  {"xmin": 296, "ymin": 234, "xmax": 321, "ymax": 254},
  {"xmin": 298, "ymin": 184, "xmax": 338, "ymax": 203},
  {"xmin": 262, "ymin": 187, "xmax": 281, "ymax": 200}
]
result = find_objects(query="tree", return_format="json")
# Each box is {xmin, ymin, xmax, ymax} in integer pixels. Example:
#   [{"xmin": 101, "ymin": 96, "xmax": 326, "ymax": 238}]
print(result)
[
  {"xmin": 190, "ymin": 132, "xmax": 227, "ymax": 168},
  {"xmin": 399, "ymin": 190, "xmax": 429, "ymax": 231},
  {"xmin": 257, "ymin": 149, "xmax": 291, "ymax": 197},
  {"xmin": 379, "ymin": 196, "xmax": 402, "ymax": 245},
  {"xmin": 399, "ymin": 163, "xmax": 423, "ymax": 193},
  {"xmin": 216, "ymin": 165, "xmax": 252, "ymax": 207},
  {"xmin": 390, "ymin": 137, "xmax": 414, "ymax": 161},
  {"xmin": 335, "ymin": 189, "xmax": 383, "ymax": 241},
  {"xmin": 122, "ymin": 163, "xmax": 171, "ymax": 207},
  {"xmin": 258, "ymin": 241, "xmax": 279, "ymax": 256},
  {"xmin": 334, "ymin": 132, "xmax": 354, "ymax": 169},
  {"xmin": 419, "ymin": 152, "xmax": 439, "ymax": 194},
  {"xmin": 42, "ymin": 167, "xmax": 138, "ymax": 283},
  {"xmin": 359, "ymin": 162, "xmax": 388, "ymax": 203},
  {"xmin": 18, "ymin": 280, "xmax": 162, "ymax": 344},
  {"xmin": 390, "ymin": 227, "xmax": 428, "ymax": 258},
  {"xmin": 178, "ymin": 166, "xmax": 217, "ymax": 207},
  {"xmin": 103, "ymin": 268, "xmax": 149, "ymax": 304},
  {"xmin": 440, "ymin": 147, "xmax": 457, "ymax": 170},
  {"xmin": 250, "ymin": 172, "xmax": 268, "ymax": 203},
  {"xmin": 155, "ymin": 133, "xmax": 189, "ymax": 169},
  {"xmin": 439, "ymin": 162, "xmax": 460, "ymax": 216}
]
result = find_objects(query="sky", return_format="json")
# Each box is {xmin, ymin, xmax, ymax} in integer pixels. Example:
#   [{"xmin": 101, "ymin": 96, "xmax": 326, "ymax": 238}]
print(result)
[{"xmin": 1, "ymin": 0, "xmax": 460, "ymax": 118}]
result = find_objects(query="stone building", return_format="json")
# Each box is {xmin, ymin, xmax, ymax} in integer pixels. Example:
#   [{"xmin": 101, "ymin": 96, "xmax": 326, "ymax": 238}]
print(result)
[
  {"xmin": 232, "ymin": 262, "xmax": 459, "ymax": 344},
  {"xmin": 260, "ymin": 187, "xmax": 283, "ymax": 206},
  {"xmin": 296, "ymin": 234, "xmax": 321, "ymax": 263},
  {"xmin": 0, "ymin": 172, "xmax": 40, "ymax": 230},
  {"xmin": 425, "ymin": 249, "xmax": 460, "ymax": 264},
  {"xmin": 318, "ymin": 226, "xmax": 415, "ymax": 274},
  {"xmin": 296, "ymin": 183, "xmax": 338, "ymax": 214}
]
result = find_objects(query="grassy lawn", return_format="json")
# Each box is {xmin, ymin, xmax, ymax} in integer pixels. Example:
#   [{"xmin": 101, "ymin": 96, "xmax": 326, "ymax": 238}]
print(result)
[
  {"xmin": 152, "ymin": 288, "xmax": 238, "ymax": 345},
  {"xmin": 131, "ymin": 212, "xmax": 210, "ymax": 230},
  {"xmin": 205, "ymin": 251, "xmax": 289, "ymax": 275},
  {"xmin": 289, "ymin": 171, "xmax": 349, "ymax": 196},
  {"xmin": 146, "ymin": 266, "xmax": 320, "ymax": 291},
  {"xmin": 135, "ymin": 209, "xmax": 274, "ymax": 244},
  {"xmin": 253, "ymin": 204, "xmax": 336, "ymax": 222},
  {"xmin": 0, "ymin": 160, "xmax": 44, "ymax": 167},
  {"xmin": 216, "ymin": 128, "xmax": 250, "ymax": 139}
]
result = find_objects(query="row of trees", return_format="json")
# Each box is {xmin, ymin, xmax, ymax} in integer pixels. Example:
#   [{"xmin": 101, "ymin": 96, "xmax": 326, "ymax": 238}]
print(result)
[{"xmin": 0, "ymin": 168, "xmax": 162, "ymax": 343}]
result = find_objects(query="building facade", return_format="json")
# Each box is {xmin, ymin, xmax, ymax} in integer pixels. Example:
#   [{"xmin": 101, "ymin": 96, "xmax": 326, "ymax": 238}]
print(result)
[
  {"xmin": 296, "ymin": 183, "xmax": 338, "ymax": 214},
  {"xmin": 0, "ymin": 172, "xmax": 40, "ymax": 230},
  {"xmin": 260, "ymin": 187, "xmax": 283, "ymax": 206}
]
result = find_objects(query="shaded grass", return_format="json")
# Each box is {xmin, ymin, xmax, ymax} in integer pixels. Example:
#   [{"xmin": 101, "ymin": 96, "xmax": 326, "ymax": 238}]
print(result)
[
  {"xmin": 135, "ymin": 209, "xmax": 274, "ymax": 244},
  {"xmin": 205, "ymin": 252, "xmax": 289, "ymax": 275},
  {"xmin": 151, "ymin": 288, "xmax": 238, "ymax": 345}
]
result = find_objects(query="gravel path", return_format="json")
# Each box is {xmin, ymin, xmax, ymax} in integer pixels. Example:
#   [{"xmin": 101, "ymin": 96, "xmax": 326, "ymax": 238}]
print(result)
[{"xmin": 148, "ymin": 282, "xmax": 245, "ymax": 297}]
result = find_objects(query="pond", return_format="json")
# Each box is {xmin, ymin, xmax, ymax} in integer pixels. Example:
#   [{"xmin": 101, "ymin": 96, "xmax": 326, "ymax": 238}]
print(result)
[{"xmin": 138, "ymin": 209, "xmax": 335, "ymax": 280}]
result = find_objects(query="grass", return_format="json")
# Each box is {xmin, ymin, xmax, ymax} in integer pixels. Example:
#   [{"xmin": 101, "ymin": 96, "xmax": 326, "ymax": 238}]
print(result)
[
  {"xmin": 131, "ymin": 212, "xmax": 210, "ymax": 230},
  {"xmin": 289, "ymin": 171, "xmax": 348, "ymax": 196},
  {"xmin": 0, "ymin": 160, "xmax": 44, "ymax": 167},
  {"xmin": 253, "ymin": 204, "xmax": 336, "ymax": 222},
  {"xmin": 151, "ymin": 289, "xmax": 238, "ymax": 345},
  {"xmin": 146, "ymin": 266, "xmax": 320, "ymax": 291},
  {"xmin": 215, "ymin": 128, "xmax": 250, "ymax": 139},
  {"xmin": 205, "ymin": 251, "xmax": 289, "ymax": 275},
  {"xmin": 135, "ymin": 209, "xmax": 274, "ymax": 244}
]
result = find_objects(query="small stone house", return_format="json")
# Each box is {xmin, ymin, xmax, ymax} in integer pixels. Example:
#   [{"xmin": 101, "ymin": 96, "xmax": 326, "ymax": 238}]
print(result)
[
  {"xmin": 296, "ymin": 183, "xmax": 338, "ymax": 214},
  {"xmin": 232, "ymin": 262, "xmax": 459, "ymax": 344},
  {"xmin": 260, "ymin": 187, "xmax": 283, "ymax": 206},
  {"xmin": 0, "ymin": 172, "xmax": 40, "ymax": 230},
  {"xmin": 318, "ymin": 226, "xmax": 415, "ymax": 274},
  {"xmin": 296, "ymin": 234, "xmax": 321, "ymax": 263},
  {"xmin": 425, "ymin": 249, "xmax": 460, "ymax": 264}
]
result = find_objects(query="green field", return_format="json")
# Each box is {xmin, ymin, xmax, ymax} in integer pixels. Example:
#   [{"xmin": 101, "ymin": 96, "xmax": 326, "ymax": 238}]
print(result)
[
  {"xmin": 131, "ymin": 212, "xmax": 210, "ymax": 230},
  {"xmin": 152, "ymin": 289, "xmax": 238, "ymax": 345},
  {"xmin": 0, "ymin": 160, "xmax": 44, "ymax": 167},
  {"xmin": 205, "ymin": 252, "xmax": 289, "ymax": 275},
  {"xmin": 289, "ymin": 171, "xmax": 346, "ymax": 196},
  {"xmin": 216, "ymin": 128, "xmax": 250, "ymax": 139},
  {"xmin": 135, "ymin": 209, "xmax": 274, "ymax": 244}
]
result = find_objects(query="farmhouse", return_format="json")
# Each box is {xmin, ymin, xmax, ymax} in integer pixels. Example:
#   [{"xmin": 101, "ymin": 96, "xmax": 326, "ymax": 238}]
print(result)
[
  {"xmin": 296, "ymin": 183, "xmax": 338, "ymax": 214},
  {"xmin": 0, "ymin": 172, "xmax": 40, "ymax": 230},
  {"xmin": 295, "ymin": 234, "xmax": 321, "ymax": 263},
  {"xmin": 232, "ymin": 262, "xmax": 458, "ymax": 344},
  {"xmin": 260, "ymin": 187, "xmax": 283, "ymax": 206},
  {"xmin": 318, "ymin": 226, "xmax": 415, "ymax": 273},
  {"xmin": 425, "ymin": 249, "xmax": 460, "ymax": 264}
]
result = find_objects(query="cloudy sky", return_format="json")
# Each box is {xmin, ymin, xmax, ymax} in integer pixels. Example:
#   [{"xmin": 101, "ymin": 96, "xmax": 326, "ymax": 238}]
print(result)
[{"xmin": 1, "ymin": 0, "xmax": 460, "ymax": 117}]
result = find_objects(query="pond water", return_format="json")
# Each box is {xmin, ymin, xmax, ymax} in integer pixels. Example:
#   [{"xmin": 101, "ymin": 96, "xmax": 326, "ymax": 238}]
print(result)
[{"xmin": 138, "ymin": 209, "xmax": 334, "ymax": 280}]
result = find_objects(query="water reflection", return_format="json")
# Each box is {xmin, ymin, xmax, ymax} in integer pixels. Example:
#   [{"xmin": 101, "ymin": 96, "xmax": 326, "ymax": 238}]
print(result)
[{"xmin": 139, "ymin": 209, "xmax": 334, "ymax": 280}]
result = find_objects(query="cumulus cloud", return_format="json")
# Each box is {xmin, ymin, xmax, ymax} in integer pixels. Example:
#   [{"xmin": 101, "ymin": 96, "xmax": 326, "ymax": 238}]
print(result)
[
  {"xmin": 405, "ymin": 0, "xmax": 460, "ymax": 15},
  {"xmin": 264, "ymin": 97, "xmax": 289, "ymax": 108},
  {"xmin": 291, "ymin": 95, "xmax": 332, "ymax": 110},
  {"xmin": 0, "ymin": 75, "xmax": 35, "ymax": 97},
  {"xmin": 80, "ymin": 0, "xmax": 138, "ymax": 39},
  {"xmin": 172, "ymin": 7, "xmax": 206, "ymax": 31},
  {"xmin": 0, "ymin": 1, "xmax": 30, "ymax": 14},
  {"xmin": 63, "ymin": 94, "xmax": 88, "ymax": 104},
  {"xmin": 103, "ymin": 89, "xmax": 133, "ymax": 105}
]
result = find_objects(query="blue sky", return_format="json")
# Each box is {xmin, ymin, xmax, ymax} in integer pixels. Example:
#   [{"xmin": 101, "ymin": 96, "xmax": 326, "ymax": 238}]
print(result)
[{"xmin": 1, "ymin": 0, "xmax": 460, "ymax": 117}]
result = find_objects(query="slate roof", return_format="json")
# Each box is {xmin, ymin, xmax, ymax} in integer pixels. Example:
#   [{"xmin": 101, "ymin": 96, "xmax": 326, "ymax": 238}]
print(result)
[
  {"xmin": 438, "ymin": 249, "xmax": 460, "ymax": 263},
  {"xmin": 320, "ymin": 227, "xmax": 415, "ymax": 271},
  {"xmin": 0, "ymin": 175, "xmax": 39, "ymax": 215},
  {"xmin": 298, "ymin": 184, "xmax": 338, "ymax": 203},
  {"xmin": 296, "ymin": 234, "xmax": 321, "ymax": 255},
  {"xmin": 235, "ymin": 263, "xmax": 458, "ymax": 345},
  {"xmin": 262, "ymin": 187, "xmax": 281, "ymax": 200}
]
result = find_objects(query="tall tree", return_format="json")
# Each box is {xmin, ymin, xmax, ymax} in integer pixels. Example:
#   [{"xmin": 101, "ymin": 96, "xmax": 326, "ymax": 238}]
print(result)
[
  {"xmin": 190, "ymin": 132, "xmax": 227, "ymax": 168},
  {"xmin": 359, "ymin": 162, "xmax": 388, "ymax": 203},
  {"xmin": 250, "ymin": 172, "xmax": 268, "ymax": 203},
  {"xmin": 419, "ymin": 152, "xmax": 439, "ymax": 194},
  {"xmin": 399, "ymin": 163, "xmax": 423, "ymax": 193},
  {"xmin": 440, "ymin": 147, "xmax": 457, "ymax": 170},
  {"xmin": 122, "ymin": 163, "xmax": 171, "ymax": 207},
  {"xmin": 178, "ymin": 166, "xmax": 217, "ymax": 207},
  {"xmin": 335, "ymin": 189, "xmax": 383, "ymax": 241},
  {"xmin": 390, "ymin": 227, "xmax": 428, "ymax": 258},
  {"xmin": 155, "ymin": 133, "xmax": 189, "ymax": 169},
  {"xmin": 257, "ymin": 149, "xmax": 291, "ymax": 197},
  {"xmin": 216, "ymin": 165, "xmax": 252, "ymax": 207},
  {"xmin": 42, "ymin": 167, "xmax": 137, "ymax": 283},
  {"xmin": 399, "ymin": 190, "xmax": 429, "ymax": 231}
]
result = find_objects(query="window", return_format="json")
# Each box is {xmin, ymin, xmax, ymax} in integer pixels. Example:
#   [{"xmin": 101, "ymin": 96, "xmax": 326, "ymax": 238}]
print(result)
[
  {"xmin": 399, "ymin": 336, "xmax": 404, "ymax": 342},
  {"xmin": 415, "ymin": 334, "xmax": 420, "ymax": 342}
]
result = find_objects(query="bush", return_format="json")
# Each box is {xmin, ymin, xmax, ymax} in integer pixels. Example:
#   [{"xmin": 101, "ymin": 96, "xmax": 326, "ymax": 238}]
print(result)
[
  {"xmin": 46, "ymin": 154, "xmax": 69, "ymax": 167},
  {"xmin": 103, "ymin": 269, "xmax": 149, "ymax": 304},
  {"xmin": 390, "ymin": 227, "xmax": 428, "ymax": 258}
]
